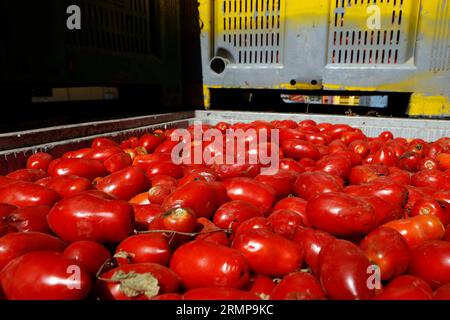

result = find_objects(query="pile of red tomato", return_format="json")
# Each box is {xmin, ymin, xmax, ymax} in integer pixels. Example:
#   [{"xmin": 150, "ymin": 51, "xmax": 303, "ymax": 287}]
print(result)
[{"xmin": 0, "ymin": 119, "xmax": 450, "ymax": 300}]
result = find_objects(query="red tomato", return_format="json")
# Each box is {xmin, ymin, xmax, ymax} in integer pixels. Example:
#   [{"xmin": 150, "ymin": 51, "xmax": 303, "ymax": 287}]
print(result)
[
  {"xmin": 279, "ymin": 158, "xmax": 305, "ymax": 174},
  {"xmin": 0, "ymin": 204, "xmax": 16, "ymax": 236},
  {"xmin": 139, "ymin": 133, "xmax": 166, "ymax": 153},
  {"xmin": 129, "ymin": 192, "xmax": 151, "ymax": 205},
  {"xmin": 92, "ymin": 138, "xmax": 118, "ymax": 148},
  {"xmin": 211, "ymin": 162, "xmax": 261, "ymax": 180},
  {"xmin": 434, "ymin": 283, "xmax": 450, "ymax": 300},
  {"xmin": 61, "ymin": 148, "xmax": 93, "ymax": 159},
  {"xmin": 37, "ymin": 175, "xmax": 92, "ymax": 198},
  {"xmin": 267, "ymin": 209, "xmax": 305, "ymax": 239},
  {"xmin": 132, "ymin": 153, "xmax": 171, "ymax": 171},
  {"xmin": 279, "ymin": 128, "xmax": 305, "ymax": 142},
  {"xmin": 115, "ymin": 234, "xmax": 171, "ymax": 266},
  {"xmin": 410, "ymin": 198, "xmax": 448, "ymax": 226},
  {"xmin": 5, "ymin": 205, "xmax": 52, "ymax": 234},
  {"xmin": 306, "ymin": 192, "xmax": 377, "ymax": 237},
  {"xmin": 150, "ymin": 207, "xmax": 197, "ymax": 234},
  {"xmin": 223, "ymin": 178, "xmax": 277, "ymax": 216},
  {"xmin": 436, "ymin": 153, "xmax": 450, "ymax": 170},
  {"xmin": 49, "ymin": 158, "xmax": 107, "ymax": 181},
  {"xmin": 151, "ymin": 293, "xmax": 183, "ymax": 300},
  {"xmin": 195, "ymin": 218, "xmax": 229, "ymax": 246},
  {"xmin": 170, "ymin": 240, "xmax": 250, "ymax": 289},
  {"xmin": 244, "ymin": 274, "xmax": 276, "ymax": 299},
  {"xmin": 349, "ymin": 164, "xmax": 389, "ymax": 185},
  {"xmin": 373, "ymin": 275, "xmax": 433, "ymax": 300},
  {"xmin": 232, "ymin": 217, "xmax": 272, "ymax": 241},
  {"xmin": 410, "ymin": 240, "xmax": 450, "ymax": 288},
  {"xmin": 344, "ymin": 182, "xmax": 408, "ymax": 208},
  {"xmin": 412, "ymin": 169, "xmax": 450, "ymax": 190},
  {"xmin": 147, "ymin": 185, "xmax": 173, "ymax": 205},
  {"xmin": 97, "ymin": 263, "xmax": 181, "ymax": 300},
  {"xmin": 293, "ymin": 227, "xmax": 336, "ymax": 276},
  {"xmin": 318, "ymin": 240, "xmax": 375, "ymax": 300},
  {"xmin": 270, "ymin": 272, "xmax": 326, "ymax": 300},
  {"xmin": 232, "ymin": 229, "xmax": 304, "ymax": 277},
  {"xmin": 382, "ymin": 215, "xmax": 445, "ymax": 248},
  {"xmin": 0, "ymin": 232, "xmax": 66, "ymax": 271},
  {"xmin": 213, "ymin": 200, "xmax": 263, "ymax": 231},
  {"xmin": 273, "ymin": 197, "xmax": 309, "ymax": 227},
  {"xmin": 146, "ymin": 161, "xmax": 183, "ymax": 179},
  {"xmin": 85, "ymin": 146, "xmax": 123, "ymax": 163},
  {"xmin": 63, "ymin": 241, "xmax": 112, "ymax": 275},
  {"xmin": 349, "ymin": 140, "xmax": 370, "ymax": 158},
  {"xmin": 378, "ymin": 131, "xmax": 394, "ymax": 142},
  {"xmin": 178, "ymin": 168, "xmax": 217, "ymax": 186},
  {"xmin": 399, "ymin": 152, "xmax": 422, "ymax": 172},
  {"xmin": 0, "ymin": 181, "xmax": 59, "ymax": 208},
  {"xmin": 150, "ymin": 175, "xmax": 178, "ymax": 188},
  {"xmin": 360, "ymin": 227, "xmax": 410, "ymax": 281},
  {"xmin": 26, "ymin": 152, "xmax": 54, "ymax": 171},
  {"xmin": 360, "ymin": 195, "xmax": 404, "ymax": 226},
  {"xmin": 255, "ymin": 170, "xmax": 298, "ymax": 199},
  {"xmin": 154, "ymin": 139, "xmax": 180, "ymax": 154},
  {"xmin": 104, "ymin": 153, "xmax": 132, "ymax": 173},
  {"xmin": 47, "ymin": 193, "xmax": 133, "ymax": 243},
  {"xmin": 0, "ymin": 252, "xmax": 91, "ymax": 300},
  {"xmin": 315, "ymin": 154, "xmax": 352, "ymax": 180},
  {"xmin": 96, "ymin": 167, "xmax": 150, "ymax": 201},
  {"xmin": 162, "ymin": 181, "xmax": 227, "ymax": 219},
  {"xmin": 183, "ymin": 287, "xmax": 260, "ymax": 300},
  {"xmin": 293, "ymin": 171, "xmax": 343, "ymax": 201},
  {"xmin": 416, "ymin": 157, "xmax": 439, "ymax": 171},
  {"xmin": 281, "ymin": 139, "xmax": 320, "ymax": 161},
  {"xmin": 6, "ymin": 169, "xmax": 47, "ymax": 182},
  {"xmin": 133, "ymin": 204, "xmax": 163, "ymax": 231}
]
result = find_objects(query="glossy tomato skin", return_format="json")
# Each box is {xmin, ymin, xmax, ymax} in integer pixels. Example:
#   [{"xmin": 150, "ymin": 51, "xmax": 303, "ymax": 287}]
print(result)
[
  {"xmin": 6, "ymin": 205, "xmax": 52, "ymax": 234},
  {"xmin": 6, "ymin": 169, "xmax": 47, "ymax": 182},
  {"xmin": 244, "ymin": 274, "xmax": 276, "ymax": 298},
  {"xmin": 281, "ymin": 139, "xmax": 321, "ymax": 161},
  {"xmin": 0, "ymin": 232, "xmax": 67, "ymax": 271},
  {"xmin": 132, "ymin": 153, "xmax": 171, "ymax": 171},
  {"xmin": 270, "ymin": 272, "xmax": 326, "ymax": 300},
  {"xmin": 255, "ymin": 170, "xmax": 298, "ymax": 199},
  {"xmin": 0, "ymin": 252, "xmax": 91, "ymax": 300},
  {"xmin": 273, "ymin": 197, "xmax": 309, "ymax": 227},
  {"xmin": 373, "ymin": 275, "xmax": 433, "ymax": 300},
  {"xmin": 133, "ymin": 204, "xmax": 163, "ymax": 231},
  {"xmin": 306, "ymin": 192, "xmax": 377, "ymax": 237},
  {"xmin": 96, "ymin": 167, "xmax": 150, "ymax": 201},
  {"xmin": 139, "ymin": 133, "xmax": 165, "ymax": 153},
  {"xmin": 62, "ymin": 148, "xmax": 93, "ymax": 159},
  {"xmin": 293, "ymin": 227, "xmax": 336, "ymax": 276},
  {"xmin": 48, "ymin": 158, "xmax": 107, "ymax": 181},
  {"xmin": 150, "ymin": 207, "xmax": 197, "ymax": 235},
  {"xmin": 115, "ymin": 234, "xmax": 171, "ymax": 266},
  {"xmin": 232, "ymin": 217, "xmax": 272, "ymax": 241},
  {"xmin": 382, "ymin": 215, "xmax": 445, "ymax": 248},
  {"xmin": 85, "ymin": 146, "xmax": 123, "ymax": 163},
  {"xmin": 360, "ymin": 227, "xmax": 410, "ymax": 281},
  {"xmin": 360, "ymin": 195, "xmax": 403, "ymax": 226},
  {"xmin": 26, "ymin": 152, "xmax": 54, "ymax": 171},
  {"xmin": 267, "ymin": 209, "xmax": 305, "ymax": 240},
  {"xmin": 162, "ymin": 181, "xmax": 226, "ymax": 219},
  {"xmin": 315, "ymin": 154, "xmax": 352, "ymax": 180},
  {"xmin": 410, "ymin": 198, "xmax": 449, "ymax": 226},
  {"xmin": 348, "ymin": 164, "xmax": 389, "ymax": 185},
  {"xmin": 97, "ymin": 263, "xmax": 181, "ymax": 300},
  {"xmin": 318, "ymin": 240, "xmax": 374, "ymax": 300},
  {"xmin": 410, "ymin": 240, "xmax": 450, "ymax": 289},
  {"xmin": 148, "ymin": 185, "xmax": 173, "ymax": 205},
  {"xmin": 279, "ymin": 158, "xmax": 305, "ymax": 174},
  {"xmin": 104, "ymin": 153, "xmax": 132, "ymax": 173},
  {"xmin": 37, "ymin": 175, "xmax": 92, "ymax": 198},
  {"xmin": 63, "ymin": 241, "xmax": 112, "ymax": 276},
  {"xmin": 232, "ymin": 229, "xmax": 304, "ymax": 277},
  {"xmin": 170, "ymin": 240, "xmax": 250, "ymax": 290},
  {"xmin": 92, "ymin": 138, "xmax": 118, "ymax": 148},
  {"xmin": 344, "ymin": 182, "xmax": 408, "ymax": 208},
  {"xmin": 223, "ymin": 178, "xmax": 277, "ymax": 216},
  {"xmin": 434, "ymin": 283, "xmax": 450, "ymax": 300},
  {"xmin": 183, "ymin": 288, "xmax": 260, "ymax": 300},
  {"xmin": 47, "ymin": 193, "xmax": 133, "ymax": 243},
  {"xmin": 412, "ymin": 169, "xmax": 450, "ymax": 190},
  {"xmin": 293, "ymin": 171, "xmax": 343, "ymax": 201},
  {"xmin": 146, "ymin": 161, "xmax": 183, "ymax": 179},
  {"xmin": 213, "ymin": 200, "xmax": 263, "ymax": 232},
  {"xmin": 0, "ymin": 181, "xmax": 59, "ymax": 208}
]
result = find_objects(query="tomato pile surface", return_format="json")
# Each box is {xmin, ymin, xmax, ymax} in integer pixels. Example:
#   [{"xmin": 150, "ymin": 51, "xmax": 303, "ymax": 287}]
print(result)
[{"xmin": 1, "ymin": 120, "xmax": 450, "ymax": 300}]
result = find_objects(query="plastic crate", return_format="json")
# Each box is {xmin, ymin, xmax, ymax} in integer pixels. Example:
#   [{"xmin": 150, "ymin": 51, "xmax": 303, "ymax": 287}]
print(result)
[{"xmin": 199, "ymin": 0, "xmax": 450, "ymax": 116}]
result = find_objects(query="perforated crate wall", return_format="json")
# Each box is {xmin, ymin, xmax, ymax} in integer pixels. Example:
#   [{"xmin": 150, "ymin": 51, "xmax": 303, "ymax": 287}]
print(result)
[{"xmin": 216, "ymin": 0, "xmax": 285, "ymax": 65}]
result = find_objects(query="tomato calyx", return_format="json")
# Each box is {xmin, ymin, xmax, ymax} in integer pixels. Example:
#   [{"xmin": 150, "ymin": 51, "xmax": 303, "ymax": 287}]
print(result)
[{"xmin": 98, "ymin": 270, "xmax": 161, "ymax": 299}]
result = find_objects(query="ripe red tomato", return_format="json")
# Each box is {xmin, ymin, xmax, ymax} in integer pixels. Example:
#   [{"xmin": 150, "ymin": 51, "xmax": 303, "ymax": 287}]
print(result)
[
  {"xmin": 232, "ymin": 229, "xmax": 304, "ymax": 277},
  {"xmin": 183, "ymin": 287, "xmax": 260, "ymax": 300},
  {"xmin": 115, "ymin": 234, "xmax": 171, "ymax": 266},
  {"xmin": 63, "ymin": 241, "xmax": 112, "ymax": 275},
  {"xmin": 434, "ymin": 283, "xmax": 450, "ymax": 300},
  {"xmin": 104, "ymin": 153, "xmax": 133, "ymax": 173},
  {"xmin": 293, "ymin": 171, "xmax": 343, "ymax": 200},
  {"xmin": 61, "ymin": 148, "xmax": 93, "ymax": 159},
  {"xmin": 150, "ymin": 207, "xmax": 197, "ymax": 235},
  {"xmin": 139, "ymin": 133, "xmax": 166, "ymax": 153},
  {"xmin": 0, "ymin": 181, "xmax": 59, "ymax": 208},
  {"xmin": 147, "ymin": 185, "xmax": 173, "ymax": 205},
  {"xmin": 223, "ymin": 178, "xmax": 277, "ymax": 216},
  {"xmin": 306, "ymin": 192, "xmax": 377, "ymax": 237},
  {"xmin": 360, "ymin": 227, "xmax": 410, "ymax": 281},
  {"xmin": 412, "ymin": 169, "xmax": 450, "ymax": 190},
  {"xmin": 5, "ymin": 205, "xmax": 52, "ymax": 234},
  {"xmin": 26, "ymin": 152, "xmax": 54, "ymax": 171},
  {"xmin": 129, "ymin": 192, "xmax": 151, "ymax": 205},
  {"xmin": 92, "ymin": 138, "xmax": 118, "ymax": 148},
  {"xmin": 47, "ymin": 193, "xmax": 133, "ymax": 243},
  {"xmin": 436, "ymin": 153, "xmax": 450, "ymax": 170},
  {"xmin": 37, "ymin": 175, "xmax": 92, "ymax": 198},
  {"xmin": 232, "ymin": 217, "xmax": 272, "ymax": 241},
  {"xmin": 410, "ymin": 240, "xmax": 450, "ymax": 288},
  {"xmin": 345, "ymin": 182, "xmax": 408, "ymax": 208},
  {"xmin": 133, "ymin": 204, "xmax": 163, "ymax": 231},
  {"xmin": 6, "ymin": 169, "xmax": 47, "ymax": 182},
  {"xmin": 255, "ymin": 170, "xmax": 298, "ymax": 199},
  {"xmin": 318, "ymin": 240, "xmax": 375, "ymax": 300},
  {"xmin": 416, "ymin": 157, "xmax": 439, "ymax": 171},
  {"xmin": 315, "ymin": 154, "xmax": 352, "ymax": 180},
  {"xmin": 279, "ymin": 158, "xmax": 305, "ymax": 174},
  {"xmin": 281, "ymin": 139, "xmax": 321, "ymax": 161},
  {"xmin": 146, "ymin": 161, "xmax": 183, "ymax": 179},
  {"xmin": 195, "ymin": 218, "xmax": 229, "ymax": 246},
  {"xmin": 97, "ymin": 263, "xmax": 181, "ymax": 300},
  {"xmin": 293, "ymin": 227, "xmax": 336, "ymax": 276},
  {"xmin": 132, "ymin": 153, "xmax": 171, "ymax": 171},
  {"xmin": 170, "ymin": 240, "xmax": 250, "ymax": 290},
  {"xmin": 0, "ymin": 232, "xmax": 66, "ymax": 271},
  {"xmin": 373, "ymin": 275, "xmax": 433, "ymax": 300},
  {"xmin": 349, "ymin": 164, "xmax": 389, "ymax": 185},
  {"xmin": 162, "ymin": 181, "xmax": 227, "ymax": 219},
  {"xmin": 348, "ymin": 140, "xmax": 370, "ymax": 158},
  {"xmin": 382, "ymin": 215, "xmax": 445, "ymax": 248},
  {"xmin": 96, "ymin": 167, "xmax": 150, "ymax": 201},
  {"xmin": 0, "ymin": 252, "xmax": 91, "ymax": 300},
  {"xmin": 213, "ymin": 200, "xmax": 263, "ymax": 231},
  {"xmin": 360, "ymin": 195, "xmax": 403, "ymax": 226},
  {"xmin": 273, "ymin": 197, "xmax": 309, "ymax": 227},
  {"xmin": 270, "ymin": 272, "xmax": 326, "ymax": 300},
  {"xmin": 410, "ymin": 199, "xmax": 448, "ymax": 226},
  {"xmin": 49, "ymin": 158, "xmax": 107, "ymax": 181},
  {"xmin": 267, "ymin": 209, "xmax": 305, "ymax": 239},
  {"xmin": 244, "ymin": 274, "xmax": 276, "ymax": 299}
]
